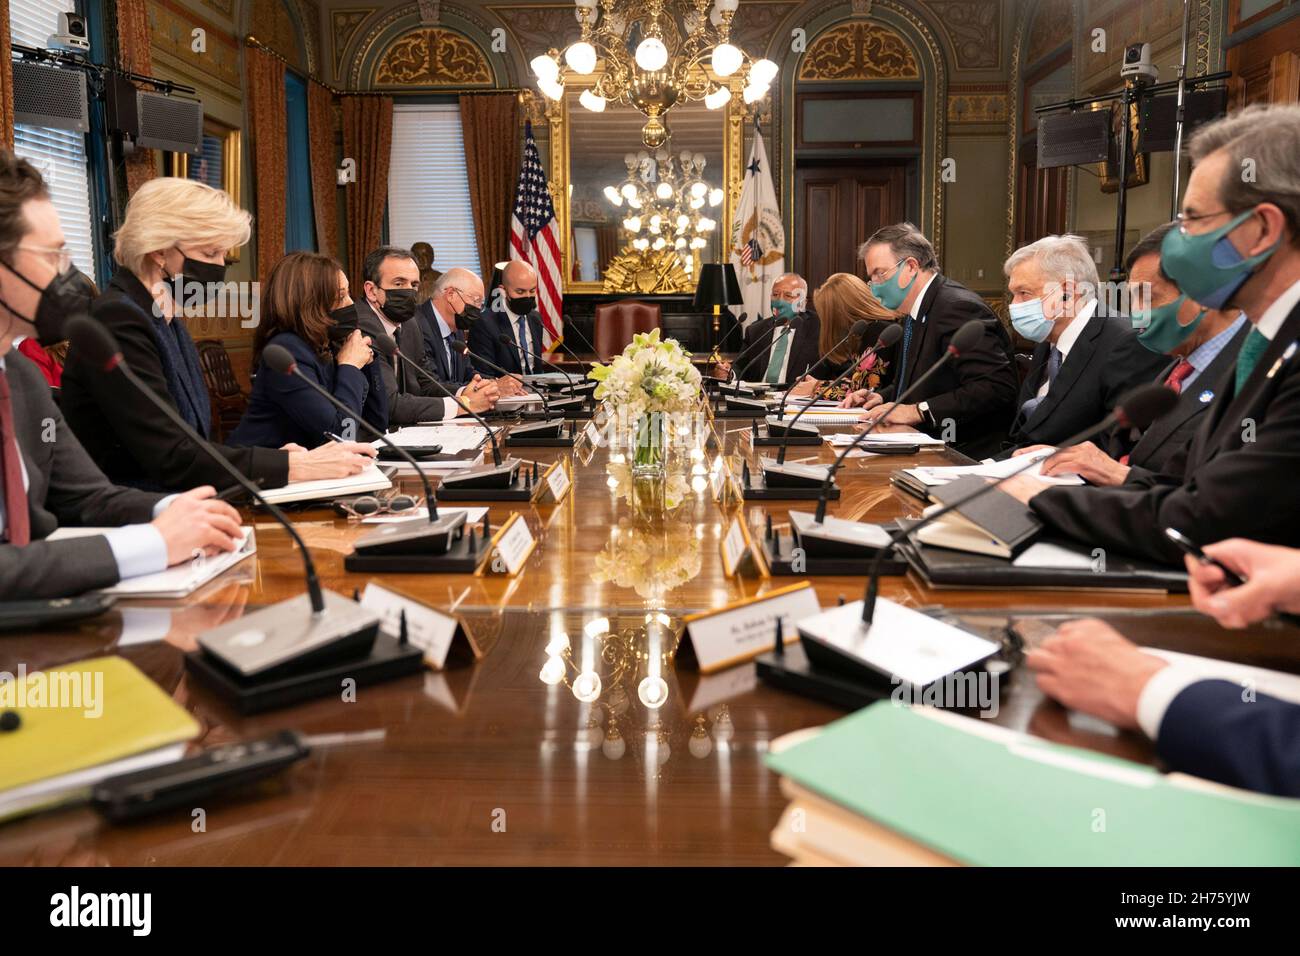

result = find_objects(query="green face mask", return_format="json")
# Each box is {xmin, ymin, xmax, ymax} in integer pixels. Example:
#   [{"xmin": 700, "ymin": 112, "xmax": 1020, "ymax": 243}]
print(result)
[
  {"xmin": 1160, "ymin": 208, "xmax": 1279, "ymax": 311},
  {"xmin": 1131, "ymin": 293, "xmax": 1207, "ymax": 354},
  {"xmin": 870, "ymin": 258, "xmax": 917, "ymax": 311},
  {"xmin": 771, "ymin": 299, "xmax": 797, "ymax": 321}
]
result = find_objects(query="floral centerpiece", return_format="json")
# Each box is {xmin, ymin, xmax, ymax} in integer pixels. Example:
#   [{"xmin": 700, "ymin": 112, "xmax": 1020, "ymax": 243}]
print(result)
[{"xmin": 588, "ymin": 329, "xmax": 702, "ymax": 475}]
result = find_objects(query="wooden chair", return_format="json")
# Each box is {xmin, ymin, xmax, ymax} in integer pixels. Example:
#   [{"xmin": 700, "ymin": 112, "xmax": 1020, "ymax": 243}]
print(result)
[
  {"xmin": 592, "ymin": 300, "xmax": 663, "ymax": 360},
  {"xmin": 195, "ymin": 339, "xmax": 248, "ymax": 442}
]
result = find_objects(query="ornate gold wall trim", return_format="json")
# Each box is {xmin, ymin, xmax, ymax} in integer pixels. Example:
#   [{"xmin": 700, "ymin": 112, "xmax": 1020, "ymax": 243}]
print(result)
[
  {"xmin": 797, "ymin": 21, "xmax": 921, "ymax": 81},
  {"xmin": 332, "ymin": 8, "xmax": 378, "ymax": 77},
  {"xmin": 374, "ymin": 26, "xmax": 492, "ymax": 87},
  {"xmin": 349, "ymin": 3, "xmax": 510, "ymax": 90}
]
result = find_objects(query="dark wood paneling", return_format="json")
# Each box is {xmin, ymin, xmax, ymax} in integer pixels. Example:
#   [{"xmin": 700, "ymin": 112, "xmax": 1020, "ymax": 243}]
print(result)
[{"xmin": 794, "ymin": 161, "xmax": 907, "ymax": 291}]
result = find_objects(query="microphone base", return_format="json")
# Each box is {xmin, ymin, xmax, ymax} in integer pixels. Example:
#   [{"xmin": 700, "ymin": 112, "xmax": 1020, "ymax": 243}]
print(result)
[
  {"xmin": 348, "ymin": 511, "xmax": 468, "ymax": 559},
  {"xmin": 185, "ymin": 630, "xmax": 424, "ymax": 715},
  {"xmin": 437, "ymin": 458, "xmax": 535, "ymax": 500},
  {"xmin": 744, "ymin": 458, "xmax": 840, "ymax": 499},
  {"xmin": 505, "ymin": 418, "xmax": 575, "ymax": 446},
  {"xmin": 345, "ymin": 518, "xmax": 489, "ymax": 574},
  {"xmin": 755, "ymin": 641, "xmax": 891, "ymax": 712},
  {"xmin": 760, "ymin": 518, "xmax": 909, "ymax": 576},
  {"xmin": 751, "ymin": 420, "xmax": 820, "ymax": 446}
]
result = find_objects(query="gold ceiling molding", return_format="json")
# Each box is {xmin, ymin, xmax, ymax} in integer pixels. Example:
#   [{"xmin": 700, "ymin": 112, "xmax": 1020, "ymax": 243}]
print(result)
[
  {"xmin": 374, "ymin": 26, "xmax": 492, "ymax": 87},
  {"xmin": 797, "ymin": 21, "xmax": 920, "ymax": 81},
  {"xmin": 332, "ymin": 8, "xmax": 378, "ymax": 77},
  {"xmin": 922, "ymin": 0, "xmax": 1001, "ymax": 70}
]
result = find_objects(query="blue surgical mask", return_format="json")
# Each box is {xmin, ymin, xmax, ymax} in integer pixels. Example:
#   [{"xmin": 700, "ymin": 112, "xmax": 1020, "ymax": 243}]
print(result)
[
  {"xmin": 1009, "ymin": 296, "xmax": 1054, "ymax": 343},
  {"xmin": 1160, "ymin": 209, "xmax": 1279, "ymax": 310},
  {"xmin": 870, "ymin": 258, "xmax": 917, "ymax": 312},
  {"xmin": 1132, "ymin": 293, "xmax": 1207, "ymax": 354}
]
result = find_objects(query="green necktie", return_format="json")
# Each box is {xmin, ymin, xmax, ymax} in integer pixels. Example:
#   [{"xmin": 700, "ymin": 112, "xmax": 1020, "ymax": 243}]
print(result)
[
  {"xmin": 1234, "ymin": 328, "xmax": 1270, "ymax": 395},
  {"xmin": 765, "ymin": 328, "xmax": 790, "ymax": 384}
]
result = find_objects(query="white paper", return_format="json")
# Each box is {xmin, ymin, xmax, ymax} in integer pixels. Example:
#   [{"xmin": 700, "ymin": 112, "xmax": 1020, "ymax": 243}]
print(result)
[
  {"xmin": 1012, "ymin": 541, "xmax": 1098, "ymax": 570},
  {"xmin": 379, "ymin": 424, "xmax": 492, "ymax": 454},
  {"xmin": 360, "ymin": 506, "xmax": 488, "ymax": 525},
  {"xmin": 48, "ymin": 527, "xmax": 255, "ymax": 598},
  {"xmin": 260, "ymin": 462, "xmax": 392, "ymax": 503},
  {"xmin": 905, "ymin": 451, "xmax": 1084, "ymax": 488},
  {"xmin": 827, "ymin": 431, "xmax": 944, "ymax": 447},
  {"xmin": 797, "ymin": 598, "xmax": 999, "ymax": 687}
]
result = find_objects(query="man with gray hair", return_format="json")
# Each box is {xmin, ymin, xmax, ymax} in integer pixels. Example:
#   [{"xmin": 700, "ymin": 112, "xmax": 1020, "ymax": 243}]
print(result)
[
  {"xmin": 856, "ymin": 222, "xmax": 1018, "ymax": 458},
  {"xmin": 1002, "ymin": 103, "xmax": 1300, "ymax": 564},
  {"xmin": 729, "ymin": 272, "xmax": 822, "ymax": 383},
  {"xmin": 415, "ymin": 267, "xmax": 507, "ymax": 402},
  {"xmin": 1002, "ymin": 233, "xmax": 1165, "ymax": 450}
]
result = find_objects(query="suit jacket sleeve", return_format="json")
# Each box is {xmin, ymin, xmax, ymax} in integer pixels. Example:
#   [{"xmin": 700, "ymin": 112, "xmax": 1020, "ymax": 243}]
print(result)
[
  {"xmin": 922, "ymin": 305, "xmax": 1019, "ymax": 426},
  {"xmin": 258, "ymin": 342, "xmax": 377, "ymax": 440},
  {"xmin": 0, "ymin": 535, "xmax": 122, "ymax": 599},
  {"xmin": 1103, "ymin": 330, "xmax": 1171, "ymax": 418},
  {"xmin": 1157, "ymin": 679, "xmax": 1300, "ymax": 797},
  {"xmin": 466, "ymin": 318, "xmax": 498, "ymax": 378},
  {"xmin": 1031, "ymin": 362, "xmax": 1300, "ymax": 563},
  {"xmin": 88, "ymin": 298, "xmax": 289, "ymax": 490}
]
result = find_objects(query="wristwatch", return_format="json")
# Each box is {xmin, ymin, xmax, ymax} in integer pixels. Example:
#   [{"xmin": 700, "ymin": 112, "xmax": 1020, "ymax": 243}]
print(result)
[{"xmin": 918, "ymin": 401, "xmax": 934, "ymax": 427}]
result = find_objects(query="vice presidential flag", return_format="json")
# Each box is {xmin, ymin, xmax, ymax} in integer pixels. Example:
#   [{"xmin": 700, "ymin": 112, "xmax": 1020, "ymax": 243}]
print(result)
[{"xmin": 729, "ymin": 126, "xmax": 785, "ymax": 328}]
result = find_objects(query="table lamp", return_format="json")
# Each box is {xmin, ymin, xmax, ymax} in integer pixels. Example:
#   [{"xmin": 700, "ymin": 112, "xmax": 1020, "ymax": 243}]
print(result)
[{"xmin": 693, "ymin": 263, "xmax": 742, "ymax": 352}]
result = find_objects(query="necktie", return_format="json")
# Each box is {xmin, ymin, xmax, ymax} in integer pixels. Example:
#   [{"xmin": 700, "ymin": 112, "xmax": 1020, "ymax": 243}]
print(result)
[
  {"xmin": 0, "ymin": 369, "xmax": 30, "ymax": 546},
  {"xmin": 1234, "ymin": 327, "xmax": 1270, "ymax": 395},
  {"xmin": 1018, "ymin": 347, "xmax": 1062, "ymax": 422},
  {"xmin": 764, "ymin": 326, "xmax": 790, "ymax": 384},
  {"xmin": 517, "ymin": 316, "xmax": 531, "ymax": 374},
  {"xmin": 445, "ymin": 332, "xmax": 458, "ymax": 380},
  {"xmin": 894, "ymin": 316, "xmax": 915, "ymax": 393},
  {"xmin": 1163, "ymin": 359, "xmax": 1195, "ymax": 395}
]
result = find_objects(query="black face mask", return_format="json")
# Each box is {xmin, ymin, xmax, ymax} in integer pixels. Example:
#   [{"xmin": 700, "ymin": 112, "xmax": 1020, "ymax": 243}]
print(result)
[
  {"xmin": 169, "ymin": 256, "xmax": 227, "ymax": 305},
  {"xmin": 454, "ymin": 301, "xmax": 482, "ymax": 332},
  {"xmin": 507, "ymin": 295, "xmax": 536, "ymax": 316},
  {"xmin": 3, "ymin": 261, "xmax": 95, "ymax": 345},
  {"xmin": 328, "ymin": 304, "xmax": 360, "ymax": 347},
  {"xmin": 378, "ymin": 287, "xmax": 417, "ymax": 324}
]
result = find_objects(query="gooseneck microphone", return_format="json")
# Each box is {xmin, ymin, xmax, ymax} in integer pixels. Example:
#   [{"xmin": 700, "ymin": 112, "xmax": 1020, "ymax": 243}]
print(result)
[
  {"xmin": 373, "ymin": 334, "xmax": 505, "ymax": 467},
  {"xmin": 67, "ymin": 317, "xmax": 332, "ymax": 615},
  {"xmin": 496, "ymin": 332, "xmax": 578, "ymax": 394},
  {"xmin": 774, "ymin": 319, "xmax": 871, "ymax": 464},
  {"xmin": 556, "ymin": 313, "xmax": 597, "ymax": 375},
  {"xmin": 859, "ymin": 382, "xmax": 1179, "ymax": 626},
  {"xmin": 262, "ymin": 344, "xmax": 440, "ymax": 522},
  {"xmin": 448, "ymin": 338, "xmax": 554, "ymax": 419},
  {"xmin": 812, "ymin": 319, "xmax": 979, "ymax": 521}
]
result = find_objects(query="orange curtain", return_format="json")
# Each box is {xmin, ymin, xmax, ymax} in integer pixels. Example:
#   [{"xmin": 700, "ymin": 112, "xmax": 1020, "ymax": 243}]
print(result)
[
  {"xmin": 459, "ymin": 93, "xmax": 520, "ymax": 279},
  {"xmin": 342, "ymin": 95, "xmax": 393, "ymax": 290},
  {"xmin": 307, "ymin": 80, "xmax": 339, "ymax": 261},
  {"xmin": 116, "ymin": 0, "xmax": 156, "ymax": 196},
  {"xmin": 0, "ymin": 4, "xmax": 13, "ymax": 151},
  {"xmin": 246, "ymin": 47, "xmax": 287, "ymax": 284}
]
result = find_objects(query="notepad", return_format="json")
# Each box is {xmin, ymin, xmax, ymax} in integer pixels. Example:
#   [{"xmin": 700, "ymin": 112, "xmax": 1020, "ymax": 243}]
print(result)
[
  {"xmin": 827, "ymin": 431, "xmax": 945, "ymax": 447},
  {"xmin": 259, "ymin": 461, "xmax": 392, "ymax": 504},
  {"xmin": 902, "ymin": 451, "xmax": 1084, "ymax": 488},
  {"xmin": 47, "ymin": 527, "xmax": 256, "ymax": 598}
]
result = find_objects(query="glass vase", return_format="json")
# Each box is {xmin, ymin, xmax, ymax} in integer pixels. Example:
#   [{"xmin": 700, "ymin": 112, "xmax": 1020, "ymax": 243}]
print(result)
[{"xmin": 631, "ymin": 412, "xmax": 667, "ymax": 477}]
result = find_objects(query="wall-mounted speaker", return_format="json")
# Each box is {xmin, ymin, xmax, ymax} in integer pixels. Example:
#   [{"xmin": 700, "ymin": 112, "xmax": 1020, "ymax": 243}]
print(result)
[
  {"xmin": 107, "ymin": 75, "xmax": 203, "ymax": 155},
  {"xmin": 12, "ymin": 60, "xmax": 89, "ymax": 132}
]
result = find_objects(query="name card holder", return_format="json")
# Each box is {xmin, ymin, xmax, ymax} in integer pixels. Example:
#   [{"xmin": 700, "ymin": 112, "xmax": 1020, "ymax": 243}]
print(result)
[
  {"xmin": 477, "ymin": 511, "xmax": 537, "ymax": 576},
  {"xmin": 720, "ymin": 512, "xmax": 768, "ymax": 578},
  {"xmin": 360, "ymin": 582, "xmax": 482, "ymax": 670},
  {"xmin": 531, "ymin": 458, "xmax": 573, "ymax": 505},
  {"xmin": 677, "ymin": 581, "xmax": 820, "ymax": 673}
]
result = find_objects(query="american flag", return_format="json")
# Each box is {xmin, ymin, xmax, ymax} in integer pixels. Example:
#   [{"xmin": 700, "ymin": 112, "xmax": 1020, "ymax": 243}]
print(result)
[
  {"xmin": 510, "ymin": 121, "xmax": 563, "ymax": 353},
  {"xmin": 740, "ymin": 236, "xmax": 761, "ymax": 267}
]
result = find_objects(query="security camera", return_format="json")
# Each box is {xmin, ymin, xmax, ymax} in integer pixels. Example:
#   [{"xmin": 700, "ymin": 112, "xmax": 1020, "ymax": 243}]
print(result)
[
  {"xmin": 49, "ymin": 12, "xmax": 90, "ymax": 56},
  {"xmin": 1120, "ymin": 42, "xmax": 1158, "ymax": 84}
]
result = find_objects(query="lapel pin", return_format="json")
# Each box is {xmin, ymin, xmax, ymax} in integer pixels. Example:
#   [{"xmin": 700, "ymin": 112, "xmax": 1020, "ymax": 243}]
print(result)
[{"xmin": 1198, "ymin": 389, "xmax": 1213, "ymax": 404}]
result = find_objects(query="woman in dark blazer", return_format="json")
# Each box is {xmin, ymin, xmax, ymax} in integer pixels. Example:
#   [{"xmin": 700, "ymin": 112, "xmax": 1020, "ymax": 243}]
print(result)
[
  {"xmin": 60, "ymin": 177, "xmax": 373, "ymax": 492},
  {"xmin": 231, "ymin": 252, "xmax": 388, "ymax": 449}
]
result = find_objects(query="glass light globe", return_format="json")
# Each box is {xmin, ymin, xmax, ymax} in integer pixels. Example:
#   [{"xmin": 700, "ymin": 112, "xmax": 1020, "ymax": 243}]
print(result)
[
  {"xmin": 655, "ymin": 181, "xmax": 673, "ymax": 200},
  {"xmin": 602, "ymin": 729, "xmax": 626, "ymax": 760},
  {"xmin": 539, "ymin": 655, "xmax": 566, "ymax": 685},
  {"xmin": 689, "ymin": 729, "xmax": 713, "ymax": 759},
  {"xmin": 652, "ymin": 237, "xmax": 666, "ymax": 250},
  {"xmin": 674, "ymin": 237, "xmax": 687, "ymax": 249},
  {"xmin": 690, "ymin": 237, "xmax": 707, "ymax": 249},
  {"xmin": 624, "ymin": 216, "xmax": 641, "ymax": 232},
  {"xmin": 572, "ymin": 671, "xmax": 602, "ymax": 703},
  {"xmin": 545, "ymin": 631, "xmax": 571, "ymax": 656},
  {"xmin": 538, "ymin": 76, "xmax": 565, "ymax": 101},
  {"xmin": 704, "ymin": 86, "xmax": 732, "ymax": 110},
  {"xmin": 638, "ymin": 676, "xmax": 669, "ymax": 709},
  {"xmin": 620, "ymin": 183, "xmax": 638, "ymax": 201},
  {"xmin": 708, "ymin": 188, "xmax": 724, "ymax": 207},
  {"xmin": 627, "ymin": 196, "xmax": 643, "ymax": 209},
  {"xmin": 603, "ymin": 185, "xmax": 622, "ymax": 205},
  {"xmin": 749, "ymin": 58, "xmax": 779, "ymax": 86},
  {"xmin": 634, "ymin": 238, "xmax": 649, "ymax": 250},
  {"xmin": 635, "ymin": 37, "xmax": 668, "ymax": 71},
  {"xmin": 742, "ymin": 82, "xmax": 769, "ymax": 105},
  {"xmin": 530, "ymin": 53, "xmax": 560, "ymax": 82},
  {"xmin": 711, "ymin": 43, "xmax": 742, "ymax": 77},
  {"xmin": 566, "ymin": 41, "xmax": 597, "ymax": 75},
  {"xmin": 676, "ymin": 214, "xmax": 689, "ymax": 229},
  {"xmin": 691, "ymin": 474, "xmax": 708, "ymax": 493},
  {"xmin": 690, "ymin": 195, "xmax": 704, "ymax": 210},
  {"xmin": 578, "ymin": 89, "xmax": 606, "ymax": 112},
  {"xmin": 689, "ymin": 182, "xmax": 707, "ymax": 199},
  {"xmin": 584, "ymin": 617, "xmax": 611, "ymax": 638}
]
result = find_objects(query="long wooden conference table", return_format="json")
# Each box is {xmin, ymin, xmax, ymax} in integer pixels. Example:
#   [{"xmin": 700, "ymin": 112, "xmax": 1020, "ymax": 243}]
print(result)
[{"xmin": 3, "ymin": 412, "xmax": 1296, "ymax": 866}]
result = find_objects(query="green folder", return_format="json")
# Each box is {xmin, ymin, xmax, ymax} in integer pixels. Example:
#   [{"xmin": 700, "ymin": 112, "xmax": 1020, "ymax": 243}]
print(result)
[{"xmin": 766, "ymin": 703, "xmax": 1300, "ymax": 865}]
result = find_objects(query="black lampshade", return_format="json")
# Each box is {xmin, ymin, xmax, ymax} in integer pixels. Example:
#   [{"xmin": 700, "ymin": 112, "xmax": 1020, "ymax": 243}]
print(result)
[{"xmin": 693, "ymin": 263, "xmax": 742, "ymax": 309}]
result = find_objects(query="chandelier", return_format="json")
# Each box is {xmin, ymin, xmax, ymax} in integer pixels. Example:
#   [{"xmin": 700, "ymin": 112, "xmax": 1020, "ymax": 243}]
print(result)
[
  {"xmin": 603, "ymin": 147, "xmax": 723, "ymax": 275},
  {"xmin": 530, "ymin": 0, "xmax": 778, "ymax": 148}
]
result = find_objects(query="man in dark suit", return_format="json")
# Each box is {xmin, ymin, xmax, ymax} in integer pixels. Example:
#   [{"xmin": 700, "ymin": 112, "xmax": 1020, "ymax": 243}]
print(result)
[
  {"xmin": 468, "ymin": 259, "xmax": 545, "ymax": 383},
  {"xmin": 1025, "ymin": 537, "xmax": 1300, "ymax": 796},
  {"xmin": 416, "ymin": 267, "xmax": 522, "ymax": 399},
  {"xmin": 1002, "ymin": 103, "xmax": 1300, "ymax": 564},
  {"xmin": 356, "ymin": 246, "xmax": 498, "ymax": 424},
  {"xmin": 1017, "ymin": 223, "xmax": 1249, "ymax": 484},
  {"xmin": 0, "ymin": 149, "xmax": 241, "ymax": 598},
  {"xmin": 853, "ymin": 223, "xmax": 1019, "ymax": 458},
  {"xmin": 1002, "ymin": 234, "xmax": 1167, "ymax": 451},
  {"xmin": 732, "ymin": 273, "xmax": 822, "ymax": 384}
]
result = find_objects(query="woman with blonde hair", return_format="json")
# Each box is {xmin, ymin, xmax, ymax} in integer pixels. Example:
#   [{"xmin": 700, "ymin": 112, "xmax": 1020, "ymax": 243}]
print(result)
[
  {"xmin": 789, "ymin": 272, "xmax": 896, "ymax": 401},
  {"xmin": 61, "ymin": 177, "xmax": 373, "ymax": 493}
]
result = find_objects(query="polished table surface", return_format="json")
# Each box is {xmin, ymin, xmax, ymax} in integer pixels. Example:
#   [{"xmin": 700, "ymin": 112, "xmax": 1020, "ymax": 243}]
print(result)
[{"xmin": 4, "ymin": 413, "xmax": 1298, "ymax": 865}]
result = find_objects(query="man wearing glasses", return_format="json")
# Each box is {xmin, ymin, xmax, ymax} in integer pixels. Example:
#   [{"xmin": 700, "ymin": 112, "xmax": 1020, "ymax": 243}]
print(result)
[
  {"xmin": 1000, "ymin": 103, "xmax": 1300, "ymax": 564},
  {"xmin": 416, "ymin": 267, "xmax": 508, "ymax": 401}
]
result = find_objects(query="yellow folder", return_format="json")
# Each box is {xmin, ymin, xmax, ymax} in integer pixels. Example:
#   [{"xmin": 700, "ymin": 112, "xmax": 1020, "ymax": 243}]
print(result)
[{"xmin": 0, "ymin": 656, "xmax": 200, "ymax": 797}]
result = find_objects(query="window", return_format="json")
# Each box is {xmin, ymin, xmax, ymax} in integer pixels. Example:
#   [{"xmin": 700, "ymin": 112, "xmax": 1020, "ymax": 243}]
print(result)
[
  {"xmin": 387, "ymin": 103, "xmax": 481, "ymax": 272},
  {"xmin": 284, "ymin": 71, "xmax": 316, "ymax": 253},
  {"xmin": 10, "ymin": 0, "xmax": 99, "ymax": 284}
]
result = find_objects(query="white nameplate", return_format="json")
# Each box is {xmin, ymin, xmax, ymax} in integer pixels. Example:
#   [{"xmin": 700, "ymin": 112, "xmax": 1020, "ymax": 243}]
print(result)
[
  {"xmin": 482, "ymin": 512, "xmax": 536, "ymax": 576},
  {"xmin": 719, "ymin": 513, "xmax": 765, "ymax": 576},
  {"xmin": 583, "ymin": 419, "xmax": 603, "ymax": 449},
  {"xmin": 680, "ymin": 582, "xmax": 821, "ymax": 673},
  {"xmin": 359, "ymin": 582, "xmax": 480, "ymax": 669},
  {"xmin": 531, "ymin": 459, "xmax": 572, "ymax": 505}
]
